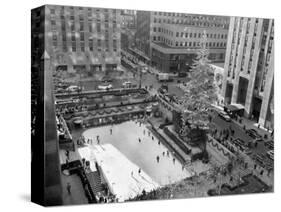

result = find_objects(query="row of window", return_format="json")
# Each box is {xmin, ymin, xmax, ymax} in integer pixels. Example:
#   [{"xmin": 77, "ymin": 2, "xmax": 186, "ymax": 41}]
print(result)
[
  {"xmin": 50, "ymin": 7, "xmax": 117, "ymax": 15},
  {"xmin": 54, "ymin": 41, "xmax": 118, "ymax": 53},
  {"xmin": 175, "ymin": 31, "xmax": 227, "ymax": 39},
  {"xmin": 152, "ymin": 27, "xmax": 227, "ymax": 40},
  {"xmin": 51, "ymin": 19, "xmax": 117, "ymax": 33},
  {"xmin": 153, "ymin": 17, "xmax": 228, "ymax": 28},
  {"xmin": 152, "ymin": 35, "xmax": 226, "ymax": 48},
  {"xmin": 153, "ymin": 12, "xmax": 227, "ymax": 22}
]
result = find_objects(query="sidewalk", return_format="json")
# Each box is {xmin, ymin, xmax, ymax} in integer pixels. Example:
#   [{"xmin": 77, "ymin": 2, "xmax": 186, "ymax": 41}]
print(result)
[{"xmin": 232, "ymin": 116, "xmax": 273, "ymax": 139}]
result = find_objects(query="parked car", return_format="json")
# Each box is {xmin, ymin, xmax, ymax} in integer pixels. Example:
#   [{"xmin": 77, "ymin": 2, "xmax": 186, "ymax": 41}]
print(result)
[
  {"xmin": 98, "ymin": 83, "xmax": 113, "ymax": 90},
  {"xmin": 255, "ymin": 138, "xmax": 264, "ymax": 143},
  {"xmin": 218, "ymin": 111, "xmax": 231, "ymax": 122},
  {"xmin": 66, "ymin": 85, "xmax": 81, "ymax": 92},
  {"xmin": 266, "ymin": 150, "xmax": 274, "ymax": 160},
  {"xmin": 265, "ymin": 140, "xmax": 274, "ymax": 150},
  {"xmin": 246, "ymin": 129, "xmax": 262, "ymax": 139},
  {"xmin": 244, "ymin": 148, "xmax": 253, "ymax": 155},
  {"xmin": 122, "ymin": 81, "xmax": 135, "ymax": 88}
]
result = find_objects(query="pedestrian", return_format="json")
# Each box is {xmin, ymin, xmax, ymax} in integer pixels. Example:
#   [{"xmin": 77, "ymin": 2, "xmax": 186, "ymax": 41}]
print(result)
[
  {"xmin": 66, "ymin": 158, "xmax": 69, "ymax": 168},
  {"xmin": 67, "ymin": 182, "xmax": 71, "ymax": 195},
  {"xmin": 131, "ymin": 171, "xmax": 133, "ymax": 176},
  {"xmin": 162, "ymin": 151, "xmax": 165, "ymax": 156},
  {"xmin": 173, "ymin": 158, "xmax": 175, "ymax": 164},
  {"xmin": 258, "ymin": 124, "xmax": 260, "ymax": 129},
  {"xmin": 143, "ymin": 129, "xmax": 145, "ymax": 135},
  {"xmin": 152, "ymin": 136, "xmax": 154, "ymax": 140},
  {"xmin": 138, "ymin": 168, "xmax": 141, "ymax": 174},
  {"xmin": 138, "ymin": 138, "xmax": 141, "ymax": 143},
  {"xmin": 65, "ymin": 150, "xmax": 70, "ymax": 159},
  {"xmin": 156, "ymin": 156, "xmax": 160, "ymax": 163},
  {"xmin": 110, "ymin": 128, "xmax": 112, "ymax": 135},
  {"xmin": 167, "ymin": 151, "xmax": 169, "ymax": 157}
]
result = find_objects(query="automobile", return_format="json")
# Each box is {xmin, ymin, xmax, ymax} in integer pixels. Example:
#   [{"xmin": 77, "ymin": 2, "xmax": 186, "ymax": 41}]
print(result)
[
  {"xmin": 218, "ymin": 111, "xmax": 231, "ymax": 122},
  {"xmin": 266, "ymin": 150, "xmax": 274, "ymax": 160},
  {"xmin": 66, "ymin": 85, "xmax": 81, "ymax": 92},
  {"xmin": 265, "ymin": 140, "xmax": 274, "ymax": 150},
  {"xmin": 244, "ymin": 148, "xmax": 253, "ymax": 155},
  {"xmin": 101, "ymin": 76, "xmax": 113, "ymax": 83},
  {"xmin": 245, "ymin": 129, "xmax": 262, "ymax": 139},
  {"xmin": 122, "ymin": 81, "xmax": 133, "ymax": 88},
  {"xmin": 98, "ymin": 84, "xmax": 113, "ymax": 90},
  {"xmin": 255, "ymin": 138, "xmax": 264, "ymax": 143}
]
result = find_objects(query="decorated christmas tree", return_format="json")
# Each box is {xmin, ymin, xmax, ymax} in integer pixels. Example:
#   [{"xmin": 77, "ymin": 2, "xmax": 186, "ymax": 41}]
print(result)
[{"xmin": 179, "ymin": 30, "xmax": 218, "ymax": 148}]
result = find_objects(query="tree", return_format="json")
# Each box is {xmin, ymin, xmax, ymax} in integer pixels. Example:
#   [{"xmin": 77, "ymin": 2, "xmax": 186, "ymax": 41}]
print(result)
[{"xmin": 180, "ymin": 30, "xmax": 218, "ymax": 146}]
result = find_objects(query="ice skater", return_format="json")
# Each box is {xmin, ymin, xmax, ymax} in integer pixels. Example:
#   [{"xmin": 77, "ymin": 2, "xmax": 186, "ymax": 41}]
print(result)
[
  {"xmin": 156, "ymin": 155, "xmax": 160, "ymax": 163},
  {"xmin": 66, "ymin": 182, "xmax": 71, "ymax": 195}
]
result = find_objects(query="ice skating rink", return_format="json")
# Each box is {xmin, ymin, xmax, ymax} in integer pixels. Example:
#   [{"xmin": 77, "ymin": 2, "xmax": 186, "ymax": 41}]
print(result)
[{"xmin": 82, "ymin": 121, "xmax": 191, "ymax": 186}]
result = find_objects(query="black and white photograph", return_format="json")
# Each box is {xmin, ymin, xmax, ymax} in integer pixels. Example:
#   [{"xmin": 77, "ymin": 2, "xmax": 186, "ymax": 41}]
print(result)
[{"xmin": 30, "ymin": 2, "xmax": 274, "ymax": 207}]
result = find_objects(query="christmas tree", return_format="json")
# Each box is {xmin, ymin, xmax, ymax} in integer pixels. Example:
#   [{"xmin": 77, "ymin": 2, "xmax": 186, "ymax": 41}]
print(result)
[{"xmin": 180, "ymin": 30, "xmax": 218, "ymax": 145}]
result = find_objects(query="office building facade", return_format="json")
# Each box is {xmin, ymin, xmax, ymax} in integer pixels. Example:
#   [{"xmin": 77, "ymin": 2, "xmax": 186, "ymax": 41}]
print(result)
[
  {"xmin": 221, "ymin": 17, "xmax": 274, "ymax": 128},
  {"xmin": 135, "ymin": 11, "xmax": 229, "ymax": 72},
  {"xmin": 32, "ymin": 5, "xmax": 122, "ymax": 75}
]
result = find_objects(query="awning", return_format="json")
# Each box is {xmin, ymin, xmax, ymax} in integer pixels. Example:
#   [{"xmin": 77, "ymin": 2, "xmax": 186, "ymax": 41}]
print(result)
[{"xmin": 224, "ymin": 104, "xmax": 244, "ymax": 114}]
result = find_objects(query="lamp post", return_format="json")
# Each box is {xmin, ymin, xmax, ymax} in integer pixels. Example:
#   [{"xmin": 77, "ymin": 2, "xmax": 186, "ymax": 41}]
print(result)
[{"xmin": 138, "ymin": 65, "xmax": 143, "ymax": 89}]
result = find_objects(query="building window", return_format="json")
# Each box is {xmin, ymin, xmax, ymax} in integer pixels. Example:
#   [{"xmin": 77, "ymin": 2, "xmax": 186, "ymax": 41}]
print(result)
[
  {"xmin": 81, "ymin": 42, "xmax": 85, "ymax": 51},
  {"xmin": 97, "ymin": 23, "xmax": 101, "ymax": 33},
  {"xmin": 176, "ymin": 32, "xmax": 179, "ymax": 37},
  {"xmin": 80, "ymin": 22, "xmax": 84, "ymax": 31},
  {"xmin": 72, "ymin": 43, "xmax": 76, "ymax": 52},
  {"xmin": 51, "ymin": 20, "xmax": 56, "ymax": 25},
  {"xmin": 97, "ymin": 39, "xmax": 101, "ymax": 47},
  {"xmin": 79, "ymin": 32, "xmax": 84, "ymax": 41},
  {"xmin": 89, "ymin": 38, "xmax": 93, "ymax": 51},
  {"xmin": 50, "ymin": 9, "xmax": 55, "ymax": 14},
  {"xmin": 113, "ymin": 40, "xmax": 117, "ymax": 49},
  {"xmin": 89, "ymin": 23, "xmax": 92, "ymax": 32},
  {"xmin": 70, "ymin": 22, "xmax": 75, "ymax": 31}
]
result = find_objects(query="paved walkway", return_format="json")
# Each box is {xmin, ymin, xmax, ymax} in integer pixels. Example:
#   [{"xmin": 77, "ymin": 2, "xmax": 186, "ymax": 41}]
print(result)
[
  {"xmin": 212, "ymin": 104, "xmax": 273, "ymax": 139},
  {"xmin": 61, "ymin": 173, "xmax": 88, "ymax": 205}
]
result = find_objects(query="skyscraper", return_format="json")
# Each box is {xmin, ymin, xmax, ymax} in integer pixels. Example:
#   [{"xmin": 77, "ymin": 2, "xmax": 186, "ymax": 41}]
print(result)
[{"xmin": 222, "ymin": 17, "xmax": 274, "ymax": 128}]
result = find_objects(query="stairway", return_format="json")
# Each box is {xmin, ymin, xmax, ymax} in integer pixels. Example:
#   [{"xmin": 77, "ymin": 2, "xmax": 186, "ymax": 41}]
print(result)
[{"xmin": 87, "ymin": 171, "xmax": 104, "ymax": 194}]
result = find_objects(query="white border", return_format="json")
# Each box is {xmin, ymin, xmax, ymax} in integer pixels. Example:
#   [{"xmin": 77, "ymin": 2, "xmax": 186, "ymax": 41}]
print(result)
[{"xmin": 0, "ymin": 0, "xmax": 279, "ymax": 212}]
